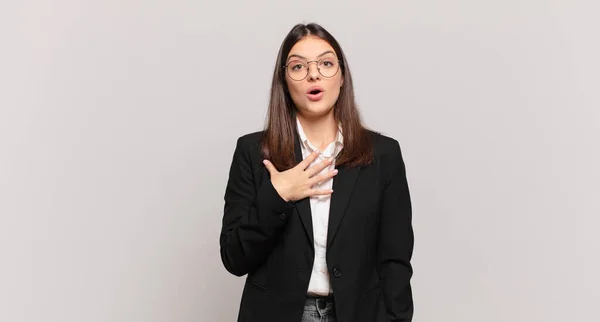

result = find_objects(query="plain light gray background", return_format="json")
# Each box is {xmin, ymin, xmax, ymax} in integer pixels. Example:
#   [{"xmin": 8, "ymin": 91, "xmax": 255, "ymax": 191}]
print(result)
[{"xmin": 1, "ymin": 0, "xmax": 599, "ymax": 321}]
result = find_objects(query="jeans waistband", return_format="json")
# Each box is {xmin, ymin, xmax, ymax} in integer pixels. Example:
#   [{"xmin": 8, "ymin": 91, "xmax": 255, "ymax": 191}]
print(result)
[{"xmin": 306, "ymin": 293, "xmax": 334, "ymax": 300}]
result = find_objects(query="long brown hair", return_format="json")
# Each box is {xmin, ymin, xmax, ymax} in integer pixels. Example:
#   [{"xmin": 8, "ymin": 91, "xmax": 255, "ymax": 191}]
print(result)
[{"xmin": 261, "ymin": 23, "xmax": 374, "ymax": 171}]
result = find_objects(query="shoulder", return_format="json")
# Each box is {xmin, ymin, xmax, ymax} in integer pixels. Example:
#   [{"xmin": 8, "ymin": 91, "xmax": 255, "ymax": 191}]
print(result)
[
  {"xmin": 365, "ymin": 129, "xmax": 404, "ymax": 159},
  {"xmin": 232, "ymin": 128, "xmax": 405, "ymax": 161},
  {"xmin": 235, "ymin": 130, "xmax": 264, "ymax": 147},
  {"xmin": 231, "ymin": 130, "xmax": 265, "ymax": 160},
  {"xmin": 365, "ymin": 130, "xmax": 409, "ymax": 180}
]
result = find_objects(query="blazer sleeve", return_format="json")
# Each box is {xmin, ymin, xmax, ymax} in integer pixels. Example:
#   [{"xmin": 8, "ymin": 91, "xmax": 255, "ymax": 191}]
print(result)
[
  {"xmin": 378, "ymin": 139, "xmax": 415, "ymax": 321},
  {"xmin": 219, "ymin": 136, "xmax": 295, "ymax": 276}
]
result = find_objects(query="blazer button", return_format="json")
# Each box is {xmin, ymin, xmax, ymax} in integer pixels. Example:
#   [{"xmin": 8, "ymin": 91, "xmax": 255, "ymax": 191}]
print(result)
[
  {"xmin": 332, "ymin": 267, "xmax": 342, "ymax": 278},
  {"xmin": 279, "ymin": 213, "xmax": 287, "ymax": 220}
]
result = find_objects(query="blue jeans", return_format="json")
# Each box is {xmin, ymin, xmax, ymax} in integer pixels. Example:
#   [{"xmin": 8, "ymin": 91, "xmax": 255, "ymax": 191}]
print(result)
[{"xmin": 301, "ymin": 296, "xmax": 337, "ymax": 322}]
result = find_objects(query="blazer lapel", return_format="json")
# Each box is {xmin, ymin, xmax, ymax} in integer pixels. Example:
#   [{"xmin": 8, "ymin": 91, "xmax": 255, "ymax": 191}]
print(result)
[
  {"xmin": 294, "ymin": 136, "xmax": 314, "ymax": 247},
  {"xmin": 327, "ymin": 162, "xmax": 360, "ymax": 247},
  {"xmin": 293, "ymin": 134, "xmax": 361, "ymax": 248}
]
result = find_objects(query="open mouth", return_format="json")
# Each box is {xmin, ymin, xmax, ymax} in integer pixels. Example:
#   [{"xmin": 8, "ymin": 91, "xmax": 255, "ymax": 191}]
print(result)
[{"xmin": 306, "ymin": 87, "xmax": 325, "ymax": 101}]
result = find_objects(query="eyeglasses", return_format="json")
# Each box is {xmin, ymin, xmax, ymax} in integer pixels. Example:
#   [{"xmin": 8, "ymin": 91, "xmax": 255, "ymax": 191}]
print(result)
[{"xmin": 283, "ymin": 57, "xmax": 341, "ymax": 81}]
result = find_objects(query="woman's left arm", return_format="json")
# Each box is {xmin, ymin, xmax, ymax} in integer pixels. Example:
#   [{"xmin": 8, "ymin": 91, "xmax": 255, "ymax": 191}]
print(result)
[{"xmin": 378, "ymin": 139, "xmax": 414, "ymax": 322}]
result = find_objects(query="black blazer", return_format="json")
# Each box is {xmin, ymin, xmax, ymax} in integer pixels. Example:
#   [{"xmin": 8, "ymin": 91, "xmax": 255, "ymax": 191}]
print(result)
[{"xmin": 219, "ymin": 130, "xmax": 414, "ymax": 322}]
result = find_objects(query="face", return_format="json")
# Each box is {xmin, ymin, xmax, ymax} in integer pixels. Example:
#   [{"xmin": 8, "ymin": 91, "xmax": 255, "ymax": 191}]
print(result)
[{"xmin": 284, "ymin": 36, "xmax": 343, "ymax": 118}]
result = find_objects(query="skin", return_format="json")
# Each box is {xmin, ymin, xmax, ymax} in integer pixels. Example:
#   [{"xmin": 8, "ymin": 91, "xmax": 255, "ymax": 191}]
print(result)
[
  {"xmin": 284, "ymin": 35, "xmax": 344, "ymax": 151},
  {"xmin": 263, "ymin": 36, "xmax": 343, "ymax": 202}
]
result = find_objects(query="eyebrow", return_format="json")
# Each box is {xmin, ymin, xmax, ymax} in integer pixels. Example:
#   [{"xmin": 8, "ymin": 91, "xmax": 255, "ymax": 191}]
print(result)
[{"xmin": 287, "ymin": 50, "xmax": 336, "ymax": 62}]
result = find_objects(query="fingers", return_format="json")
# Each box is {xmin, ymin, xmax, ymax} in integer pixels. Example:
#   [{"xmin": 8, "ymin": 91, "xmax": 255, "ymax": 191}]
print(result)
[
  {"xmin": 306, "ymin": 188, "xmax": 334, "ymax": 197},
  {"xmin": 308, "ymin": 168, "xmax": 338, "ymax": 186},
  {"xmin": 262, "ymin": 159, "xmax": 278, "ymax": 174},
  {"xmin": 305, "ymin": 157, "xmax": 334, "ymax": 177},
  {"xmin": 297, "ymin": 150, "xmax": 321, "ymax": 170}
]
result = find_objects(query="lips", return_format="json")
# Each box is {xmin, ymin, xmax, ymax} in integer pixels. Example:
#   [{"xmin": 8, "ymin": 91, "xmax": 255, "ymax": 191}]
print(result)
[{"xmin": 306, "ymin": 86, "xmax": 325, "ymax": 101}]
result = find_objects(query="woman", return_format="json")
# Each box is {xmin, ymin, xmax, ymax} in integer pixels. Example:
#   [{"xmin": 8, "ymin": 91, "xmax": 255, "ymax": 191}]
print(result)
[{"xmin": 220, "ymin": 23, "xmax": 414, "ymax": 322}]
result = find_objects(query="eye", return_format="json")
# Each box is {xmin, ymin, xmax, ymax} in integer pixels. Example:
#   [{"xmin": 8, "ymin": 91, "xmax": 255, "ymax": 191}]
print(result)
[
  {"xmin": 291, "ymin": 63, "xmax": 305, "ymax": 71},
  {"xmin": 321, "ymin": 59, "xmax": 335, "ymax": 67}
]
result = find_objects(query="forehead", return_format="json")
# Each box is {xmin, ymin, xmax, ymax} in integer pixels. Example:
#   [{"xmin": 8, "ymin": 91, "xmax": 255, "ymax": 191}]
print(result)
[{"xmin": 287, "ymin": 36, "xmax": 337, "ymax": 60}]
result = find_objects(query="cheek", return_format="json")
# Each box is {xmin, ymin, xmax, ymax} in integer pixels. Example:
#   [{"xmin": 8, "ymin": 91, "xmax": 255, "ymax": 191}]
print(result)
[
  {"xmin": 289, "ymin": 88, "xmax": 305, "ymax": 103},
  {"xmin": 285, "ymin": 81, "xmax": 303, "ymax": 97},
  {"xmin": 285, "ymin": 84, "xmax": 306, "ymax": 107},
  {"xmin": 330, "ymin": 77, "xmax": 342, "ymax": 93},
  {"xmin": 328, "ymin": 81, "xmax": 342, "ymax": 100}
]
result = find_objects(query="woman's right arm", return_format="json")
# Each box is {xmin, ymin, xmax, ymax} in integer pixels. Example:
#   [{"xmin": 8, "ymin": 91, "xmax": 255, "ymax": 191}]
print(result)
[{"xmin": 219, "ymin": 136, "xmax": 295, "ymax": 277}]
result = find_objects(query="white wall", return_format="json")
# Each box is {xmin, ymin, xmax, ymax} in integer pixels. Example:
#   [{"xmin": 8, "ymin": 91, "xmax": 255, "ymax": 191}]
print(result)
[{"xmin": 1, "ymin": 1, "xmax": 598, "ymax": 321}]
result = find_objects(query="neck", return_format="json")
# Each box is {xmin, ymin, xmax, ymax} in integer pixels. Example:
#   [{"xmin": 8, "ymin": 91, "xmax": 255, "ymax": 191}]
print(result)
[{"xmin": 297, "ymin": 111, "xmax": 338, "ymax": 151}]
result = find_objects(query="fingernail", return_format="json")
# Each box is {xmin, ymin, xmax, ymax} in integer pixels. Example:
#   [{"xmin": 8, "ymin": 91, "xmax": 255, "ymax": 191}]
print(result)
[{"xmin": 333, "ymin": 169, "xmax": 338, "ymax": 174}]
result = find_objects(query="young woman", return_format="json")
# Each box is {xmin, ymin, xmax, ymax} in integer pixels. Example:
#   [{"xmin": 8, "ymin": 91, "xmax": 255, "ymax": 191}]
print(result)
[{"xmin": 220, "ymin": 23, "xmax": 414, "ymax": 322}]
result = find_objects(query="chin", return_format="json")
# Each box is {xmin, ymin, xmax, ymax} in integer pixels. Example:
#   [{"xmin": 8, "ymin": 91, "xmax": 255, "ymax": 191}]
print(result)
[{"xmin": 299, "ymin": 102, "xmax": 334, "ymax": 117}]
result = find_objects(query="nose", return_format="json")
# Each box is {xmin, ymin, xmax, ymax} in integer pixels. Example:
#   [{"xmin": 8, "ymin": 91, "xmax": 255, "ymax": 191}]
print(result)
[{"xmin": 306, "ymin": 61, "xmax": 320, "ymax": 81}]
